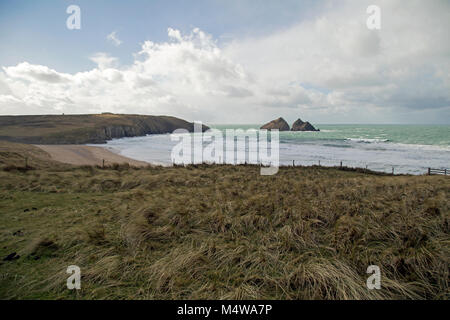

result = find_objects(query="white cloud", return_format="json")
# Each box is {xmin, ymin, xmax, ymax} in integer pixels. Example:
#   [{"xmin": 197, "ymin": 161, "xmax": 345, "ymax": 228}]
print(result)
[
  {"xmin": 107, "ymin": 31, "xmax": 122, "ymax": 47},
  {"xmin": 0, "ymin": 0, "xmax": 449, "ymax": 124},
  {"xmin": 0, "ymin": 28, "xmax": 251, "ymax": 120},
  {"xmin": 89, "ymin": 53, "xmax": 119, "ymax": 70},
  {"xmin": 223, "ymin": 0, "xmax": 450, "ymax": 122},
  {"xmin": 3, "ymin": 62, "xmax": 71, "ymax": 83}
]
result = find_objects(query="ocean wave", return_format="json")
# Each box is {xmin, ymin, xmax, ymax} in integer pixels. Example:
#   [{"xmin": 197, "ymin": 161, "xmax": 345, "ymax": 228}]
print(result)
[
  {"xmin": 322, "ymin": 143, "xmax": 352, "ymax": 148},
  {"xmin": 386, "ymin": 142, "xmax": 450, "ymax": 152},
  {"xmin": 346, "ymin": 138, "xmax": 390, "ymax": 143},
  {"xmin": 99, "ymin": 132, "xmax": 450, "ymax": 175},
  {"xmin": 342, "ymin": 138, "xmax": 450, "ymax": 151}
]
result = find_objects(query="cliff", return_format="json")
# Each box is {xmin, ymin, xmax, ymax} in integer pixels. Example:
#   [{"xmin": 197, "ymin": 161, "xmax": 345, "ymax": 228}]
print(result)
[
  {"xmin": 0, "ymin": 113, "xmax": 210, "ymax": 145},
  {"xmin": 260, "ymin": 117, "xmax": 290, "ymax": 131}
]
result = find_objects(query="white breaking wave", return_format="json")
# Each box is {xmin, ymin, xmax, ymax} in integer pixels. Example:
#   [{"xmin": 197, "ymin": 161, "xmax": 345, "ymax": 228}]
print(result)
[
  {"xmin": 346, "ymin": 138, "xmax": 390, "ymax": 143},
  {"xmin": 95, "ymin": 133, "xmax": 450, "ymax": 175}
]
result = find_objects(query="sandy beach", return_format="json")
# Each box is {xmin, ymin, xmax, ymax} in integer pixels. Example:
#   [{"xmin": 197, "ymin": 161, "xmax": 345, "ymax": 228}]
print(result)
[{"xmin": 35, "ymin": 145, "xmax": 149, "ymax": 167}]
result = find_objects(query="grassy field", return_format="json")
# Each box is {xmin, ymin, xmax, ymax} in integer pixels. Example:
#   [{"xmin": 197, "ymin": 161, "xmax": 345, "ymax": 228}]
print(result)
[{"xmin": 0, "ymin": 143, "xmax": 448, "ymax": 300}]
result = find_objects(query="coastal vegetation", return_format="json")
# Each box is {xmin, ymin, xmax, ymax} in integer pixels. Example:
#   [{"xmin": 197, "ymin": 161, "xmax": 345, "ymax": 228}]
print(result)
[{"xmin": 0, "ymin": 142, "xmax": 448, "ymax": 299}]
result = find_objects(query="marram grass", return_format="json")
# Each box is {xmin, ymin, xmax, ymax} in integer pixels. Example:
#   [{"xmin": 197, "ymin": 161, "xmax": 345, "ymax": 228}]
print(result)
[{"xmin": 0, "ymin": 162, "xmax": 448, "ymax": 299}]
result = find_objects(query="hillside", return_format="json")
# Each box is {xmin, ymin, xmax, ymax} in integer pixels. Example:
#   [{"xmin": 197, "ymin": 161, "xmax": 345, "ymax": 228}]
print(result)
[
  {"xmin": 0, "ymin": 143, "xmax": 448, "ymax": 299},
  {"xmin": 0, "ymin": 113, "xmax": 209, "ymax": 144}
]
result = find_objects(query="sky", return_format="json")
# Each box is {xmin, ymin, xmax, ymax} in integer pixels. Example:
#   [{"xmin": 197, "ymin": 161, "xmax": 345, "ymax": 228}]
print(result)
[{"xmin": 0, "ymin": 0, "xmax": 449, "ymax": 124}]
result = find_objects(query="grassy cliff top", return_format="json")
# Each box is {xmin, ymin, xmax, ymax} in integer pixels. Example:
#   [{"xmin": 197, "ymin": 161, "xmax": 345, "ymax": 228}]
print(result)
[{"xmin": 0, "ymin": 113, "xmax": 208, "ymax": 144}]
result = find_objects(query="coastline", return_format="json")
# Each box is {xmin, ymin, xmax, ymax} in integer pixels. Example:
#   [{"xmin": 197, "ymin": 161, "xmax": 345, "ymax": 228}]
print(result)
[
  {"xmin": 101, "ymin": 129, "xmax": 450, "ymax": 175},
  {"xmin": 35, "ymin": 144, "xmax": 150, "ymax": 167}
]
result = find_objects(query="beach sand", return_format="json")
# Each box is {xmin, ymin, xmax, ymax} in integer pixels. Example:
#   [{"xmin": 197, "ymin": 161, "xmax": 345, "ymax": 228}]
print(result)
[{"xmin": 35, "ymin": 145, "xmax": 149, "ymax": 167}]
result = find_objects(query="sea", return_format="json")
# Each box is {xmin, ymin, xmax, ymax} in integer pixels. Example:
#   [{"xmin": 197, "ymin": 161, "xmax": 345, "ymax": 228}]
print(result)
[{"xmin": 95, "ymin": 124, "xmax": 450, "ymax": 175}]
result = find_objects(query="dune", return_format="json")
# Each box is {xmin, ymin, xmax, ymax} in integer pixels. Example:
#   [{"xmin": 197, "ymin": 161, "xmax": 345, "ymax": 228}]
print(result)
[{"xmin": 35, "ymin": 145, "xmax": 149, "ymax": 167}]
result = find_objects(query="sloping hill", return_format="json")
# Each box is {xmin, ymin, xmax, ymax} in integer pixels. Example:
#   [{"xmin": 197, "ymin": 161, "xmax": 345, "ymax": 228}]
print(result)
[{"xmin": 0, "ymin": 113, "xmax": 209, "ymax": 144}]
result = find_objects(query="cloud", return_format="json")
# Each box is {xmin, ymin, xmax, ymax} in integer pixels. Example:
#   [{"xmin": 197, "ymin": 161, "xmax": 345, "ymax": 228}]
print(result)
[
  {"xmin": 107, "ymin": 31, "xmax": 122, "ymax": 47},
  {"xmin": 3, "ymin": 62, "xmax": 71, "ymax": 83},
  {"xmin": 0, "ymin": 28, "xmax": 252, "ymax": 119},
  {"xmin": 223, "ymin": 0, "xmax": 450, "ymax": 122},
  {"xmin": 89, "ymin": 53, "xmax": 119, "ymax": 70},
  {"xmin": 0, "ymin": 0, "xmax": 449, "ymax": 124}
]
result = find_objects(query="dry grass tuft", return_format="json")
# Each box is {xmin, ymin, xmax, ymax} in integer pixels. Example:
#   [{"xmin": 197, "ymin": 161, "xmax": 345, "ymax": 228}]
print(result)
[{"xmin": 0, "ymin": 161, "xmax": 448, "ymax": 300}]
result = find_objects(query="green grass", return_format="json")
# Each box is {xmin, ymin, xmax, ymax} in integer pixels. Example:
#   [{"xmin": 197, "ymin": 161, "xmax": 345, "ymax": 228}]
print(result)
[{"xmin": 0, "ymin": 160, "xmax": 448, "ymax": 300}]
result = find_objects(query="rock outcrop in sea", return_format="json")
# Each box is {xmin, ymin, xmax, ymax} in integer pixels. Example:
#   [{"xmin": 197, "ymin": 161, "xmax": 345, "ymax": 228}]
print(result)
[
  {"xmin": 291, "ymin": 118, "xmax": 319, "ymax": 131},
  {"xmin": 260, "ymin": 117, "xmax": 290, "ymax": 131}
]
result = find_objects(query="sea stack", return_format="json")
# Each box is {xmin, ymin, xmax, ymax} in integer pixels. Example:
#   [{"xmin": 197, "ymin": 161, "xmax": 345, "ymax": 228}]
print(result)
[
  {"xmin": 260, "ymin": 117, "xmax": 290, "ymax": 131},
  {"xmin": 291, "ymin": 118, "xmax": 319, "ymax": 132}
]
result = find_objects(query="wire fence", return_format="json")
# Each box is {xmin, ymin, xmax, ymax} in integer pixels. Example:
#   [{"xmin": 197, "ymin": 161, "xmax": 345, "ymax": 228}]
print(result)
[
  {"xmin": 428, "ymin": 168, "xmax": 448, "ymax": 176},
  {"xmin": 284, "ymin": 159, "xmax": 399, "ymax": 174}
]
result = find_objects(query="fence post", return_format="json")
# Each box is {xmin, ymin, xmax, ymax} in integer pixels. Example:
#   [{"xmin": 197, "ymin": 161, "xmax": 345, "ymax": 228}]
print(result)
[
  {"xmin": 318, "ymin": 160, "xmax": 321, "ymax": 166},
  {"xmin": 428, "ymin": 168, "xmax": 431, "ymax": 175},
  {"xmin": 392, "ymin": 167, "xmax": 394, "ymax": 175},
  {"xmin": 102, "ymin": 159, "xmax": 105, "ymax": 168},
  {"xmin": 292, "ymin": 160, "xmax": 295, "ymax": 167},
  {"xmin": 445, "ymin": 169, "xmax": 447, "ymax": 175},
  {"xmin": 340, "ymin": 161, "xmax": 342, "ymax": 168}
]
